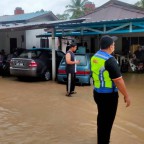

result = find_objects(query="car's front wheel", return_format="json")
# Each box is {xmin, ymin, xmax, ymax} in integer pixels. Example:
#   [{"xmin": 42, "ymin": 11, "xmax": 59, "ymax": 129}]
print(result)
[{"xmin": 43, "ymin": 70, "xmax": 51, "ymax": 81}]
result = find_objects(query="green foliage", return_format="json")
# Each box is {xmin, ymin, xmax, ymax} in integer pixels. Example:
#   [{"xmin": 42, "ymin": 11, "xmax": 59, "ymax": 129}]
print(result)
[
  {"xmin": 65, "ymin": 0, "xmax": 89, "ymax": 19},
  {"xmin": 55, "ymin": 0, "xmax": 96, "ymax": 19},
  {"xmin": 135, "ymin": 0, "xmax": 144, "ymax": 8}
]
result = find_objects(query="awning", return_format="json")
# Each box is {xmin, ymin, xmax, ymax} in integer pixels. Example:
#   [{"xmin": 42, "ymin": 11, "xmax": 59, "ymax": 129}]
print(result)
[{"xmin": 36, "ymin": 17, "xmax": 144, "ymax": 37}]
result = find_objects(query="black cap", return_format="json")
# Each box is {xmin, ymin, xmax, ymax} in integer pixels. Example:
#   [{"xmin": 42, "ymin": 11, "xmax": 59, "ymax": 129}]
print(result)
[
  {"xmin": 69, "ymin": 39, "xmax": 77, "ymax": 48},
  {"xmin": 100, "ymin": 35, "xmax": 118, "ymax": 49}
]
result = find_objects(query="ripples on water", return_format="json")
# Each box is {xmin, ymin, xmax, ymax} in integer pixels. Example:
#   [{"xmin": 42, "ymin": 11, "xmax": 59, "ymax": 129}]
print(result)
[{"xmin": 0, "ymin": 74, "xmax": 144, "ymax": 144}]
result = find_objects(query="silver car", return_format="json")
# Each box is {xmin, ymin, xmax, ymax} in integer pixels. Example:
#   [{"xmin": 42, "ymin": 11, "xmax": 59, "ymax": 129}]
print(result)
[{"xmin": 10, "ymin": 48, "xmax": 65, "ymax": 80}]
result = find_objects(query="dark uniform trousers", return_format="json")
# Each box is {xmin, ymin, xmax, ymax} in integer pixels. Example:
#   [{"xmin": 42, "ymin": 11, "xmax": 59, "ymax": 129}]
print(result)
[
  {"xmin": 66, "ymin": 73, "xmax": 76, "ymax": 93},
  {"xmin": 93, "ymin": 90, "xmax": 119, "ymax": 144}
]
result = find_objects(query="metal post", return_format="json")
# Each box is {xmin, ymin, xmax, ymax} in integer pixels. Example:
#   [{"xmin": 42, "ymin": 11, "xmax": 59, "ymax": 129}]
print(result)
[
  {"xmin": 51, "ymin": 27, "xmax": 56, "ymax": 81},
  {"xmin": 130, "ymin": 22, "xmax": 132, "ymax": 32}
]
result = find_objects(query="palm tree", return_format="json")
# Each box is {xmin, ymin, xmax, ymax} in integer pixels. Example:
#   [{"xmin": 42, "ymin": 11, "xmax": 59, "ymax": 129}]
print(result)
[
  {"xmin": 65, "ymin": 0, "xmax": 89, "ymax": 19},
  {"xmin": 135, "ymin": 0, "xmax": 144, "ymax": 8}
]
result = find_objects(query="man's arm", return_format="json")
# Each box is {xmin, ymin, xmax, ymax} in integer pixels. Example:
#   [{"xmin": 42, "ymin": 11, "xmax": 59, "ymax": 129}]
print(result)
[
  {"xmin": 65, "ymin": 53, "xmax": 80, "ymax": 64},
  {"xmin": 113, "ymin": 77, "xmax": 131, "ymax": 107},
  {"xmin": 105, "ymin": 57, "xmax": 131, "ymax": 107}
]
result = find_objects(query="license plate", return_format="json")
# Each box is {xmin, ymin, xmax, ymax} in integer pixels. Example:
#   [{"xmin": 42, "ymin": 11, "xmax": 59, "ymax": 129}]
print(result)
[{"xmin": 15, "ymin": 62, "xmax": 24, "ymax": 66}]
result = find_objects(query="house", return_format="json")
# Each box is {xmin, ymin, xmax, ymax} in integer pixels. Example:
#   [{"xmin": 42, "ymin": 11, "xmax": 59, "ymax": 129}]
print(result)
[
  {"xmin": 1, "ymin": 0, "xmax": 144, "ymax": 55},
  {"xmin": 36, "ymin": 0, "xmax": 144, "ymax": 55},
  {"xmin": 82, "ymin": 0, "xmax": 144, "ymax": 22},
  {"xmin": 79, "ymin": 0, "xmax": 144, "ymax": 54},
  {"xmin": 0, "ymin": 7, "xmax": 58, "ymax": 54}
]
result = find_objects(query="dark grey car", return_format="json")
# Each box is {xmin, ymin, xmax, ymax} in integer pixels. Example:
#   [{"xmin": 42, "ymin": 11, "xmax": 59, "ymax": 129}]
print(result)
[{"xmin": 10, "ymin": 48, "xmax": 65, "ymax": 80}]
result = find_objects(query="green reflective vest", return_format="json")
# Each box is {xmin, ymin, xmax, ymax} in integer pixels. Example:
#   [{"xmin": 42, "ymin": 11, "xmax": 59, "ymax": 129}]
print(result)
[{"xmin": 91, "ymin": 50, "xmax": 118, "ymax": 93}]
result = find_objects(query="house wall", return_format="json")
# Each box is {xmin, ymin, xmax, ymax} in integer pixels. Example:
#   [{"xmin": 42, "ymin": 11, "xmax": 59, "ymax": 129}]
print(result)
[
  {"xmin": 25, "ymin": 29, "xmax": 45, "ymax": 48},
  {"xmin": 26, "ymin": 29, "xmax": 59, "ymax": 49},
  {"xmin": 0, "ymin": 29, "xmax": 59, "ymax": 54},
  {"xmin": 0, "ymin": 32, "xmax": 6, "ymax": 51},
  {"xmin": 0, "ymin": 31, "xmax": 25, "ymax": 54}
]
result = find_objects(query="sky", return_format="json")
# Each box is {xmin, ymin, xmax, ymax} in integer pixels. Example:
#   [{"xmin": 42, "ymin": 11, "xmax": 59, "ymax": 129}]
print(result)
[{"xmin": 0, "ymin": 0, "xmax": 139, "ymax": 16}]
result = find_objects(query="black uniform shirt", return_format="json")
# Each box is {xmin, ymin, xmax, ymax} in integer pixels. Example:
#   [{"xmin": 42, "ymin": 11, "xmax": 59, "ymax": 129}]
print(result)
[{"xmin": 105, "ymin": 57, "xmax": 122, "ymax": 79}]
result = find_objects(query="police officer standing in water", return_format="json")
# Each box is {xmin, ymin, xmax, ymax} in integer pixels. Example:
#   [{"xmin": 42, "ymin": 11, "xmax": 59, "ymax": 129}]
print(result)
[
  {"xmin": 91, "ymin": 35, "xmax": 131, "ymax": 144},
  {"xmin": 65, "ymin": 40, "xmax": 80, "ymax": 97}
]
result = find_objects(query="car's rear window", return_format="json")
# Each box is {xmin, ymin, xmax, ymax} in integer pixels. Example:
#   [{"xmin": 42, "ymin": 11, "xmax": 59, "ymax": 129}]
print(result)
[
  {"xmin": 61, "ymin": 55, "xmax": 87, "ymax": 66},
  {"xmin": 18, "ymin": 50, "xmax": 42, "ymax": 58},
  {"xmin": 76, "ymin": 55, "xmax": 87, "ymax": 65}
]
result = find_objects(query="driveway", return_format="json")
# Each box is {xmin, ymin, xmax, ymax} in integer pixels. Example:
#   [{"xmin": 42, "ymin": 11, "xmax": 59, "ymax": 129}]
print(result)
[{"xmin": 0, "ymin": 74, "xmax": 144, "ymax": 144}]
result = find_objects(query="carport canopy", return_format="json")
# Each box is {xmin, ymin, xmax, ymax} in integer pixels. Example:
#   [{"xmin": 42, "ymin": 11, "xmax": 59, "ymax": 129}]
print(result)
[{"xmin": 36, "ymin": 17, "xmax": 144, "ymax": 37}]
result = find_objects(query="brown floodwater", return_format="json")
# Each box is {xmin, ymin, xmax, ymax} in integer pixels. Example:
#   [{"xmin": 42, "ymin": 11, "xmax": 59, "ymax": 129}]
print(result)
[{"xmin": 0, "ymin": 73, "xmax": 144, "ymax": 144}]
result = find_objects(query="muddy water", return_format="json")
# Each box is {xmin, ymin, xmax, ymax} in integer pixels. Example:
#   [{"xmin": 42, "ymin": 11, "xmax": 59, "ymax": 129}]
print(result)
[{"xmin": 0, "ymin": 73, "xmax": 143, "ymax": 144}]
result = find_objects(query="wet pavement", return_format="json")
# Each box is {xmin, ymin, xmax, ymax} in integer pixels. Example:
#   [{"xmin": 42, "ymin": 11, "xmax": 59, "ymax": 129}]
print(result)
[{"xmin": 0, "ymin": 73, "xmax": 144, "ymax": 144}]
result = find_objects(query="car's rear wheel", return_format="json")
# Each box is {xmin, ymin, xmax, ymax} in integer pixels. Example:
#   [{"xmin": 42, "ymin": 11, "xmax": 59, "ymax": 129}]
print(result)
[{"xmin": 43, "ymin": 70, "xmax": 51, "ymax": 81}]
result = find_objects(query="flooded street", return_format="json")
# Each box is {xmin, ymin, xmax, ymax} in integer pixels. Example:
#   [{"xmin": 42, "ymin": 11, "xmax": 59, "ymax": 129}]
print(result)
[{"xmin": 0, "ymin": 73, "xmax": 144, "ymax": 144}]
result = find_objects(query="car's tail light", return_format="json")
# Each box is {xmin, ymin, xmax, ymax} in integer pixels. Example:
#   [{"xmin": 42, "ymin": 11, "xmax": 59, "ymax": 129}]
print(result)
[
  {"xmin": 76, "ymin": 70, "xmax": 90, "ymax": 75},
  {"xmin": 29, "ymin": 60, "xmax": 37, "ymax": 67},
  {"xmin": 58, "ymin": 69, "xmax": 66, "ymax": 74}
]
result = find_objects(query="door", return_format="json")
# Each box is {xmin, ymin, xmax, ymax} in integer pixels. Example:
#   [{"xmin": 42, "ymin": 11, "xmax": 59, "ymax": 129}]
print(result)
[{"xmin": 10, "ymin": 38, "xmax": 17, "ymax": 53}]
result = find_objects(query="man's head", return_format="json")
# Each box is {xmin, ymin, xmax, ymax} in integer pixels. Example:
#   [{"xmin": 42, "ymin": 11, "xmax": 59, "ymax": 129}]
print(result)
[
  {"xmin": 100, "ymin": 35, "xmax": 117, "ymax": 53},
  {"xmin": 69, "ymin": 40, "xmax": 77, "ymax": 52}
]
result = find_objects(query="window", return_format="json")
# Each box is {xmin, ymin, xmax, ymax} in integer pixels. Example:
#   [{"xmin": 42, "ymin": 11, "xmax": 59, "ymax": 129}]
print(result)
[
  {"xmin": 61, "ymin": 55, "xmax": 87, "ymax": 66},
  {"xmin": 19, "ymin": 50, "xmax": 41, "ymax": 58},
  {"xmin": 76, "ymin": 55, "xmax": 87, "ymax": 66}
]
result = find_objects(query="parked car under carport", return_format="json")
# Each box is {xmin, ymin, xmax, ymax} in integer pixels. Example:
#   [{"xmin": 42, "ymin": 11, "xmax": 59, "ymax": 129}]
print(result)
[
  {"xmin": 10, "ymin": 48, "xmax": 65, "ymax": 81},
  {"xmin": 57, "ymin": 53, "xmax": 93, "ymax": 85}
]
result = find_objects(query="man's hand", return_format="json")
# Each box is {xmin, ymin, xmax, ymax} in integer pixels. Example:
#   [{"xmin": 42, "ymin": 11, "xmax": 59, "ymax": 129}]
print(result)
[
  {"xmin": 75, "ymin": 60, "xmax": 80, "ymax": 64},
  {"xmin": 124, "ymin": 96, "xmax": 131, "ymax": 107}
]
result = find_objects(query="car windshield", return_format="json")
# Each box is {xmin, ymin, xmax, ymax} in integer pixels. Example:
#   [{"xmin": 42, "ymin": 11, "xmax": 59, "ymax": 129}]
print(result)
[
  {"xmin": 61, "ymin": 55, "xmax": 87, "ymax": 66},
  {"xmin": 18, "ymin": 50, "xmax": 42, "ymax": 58}
]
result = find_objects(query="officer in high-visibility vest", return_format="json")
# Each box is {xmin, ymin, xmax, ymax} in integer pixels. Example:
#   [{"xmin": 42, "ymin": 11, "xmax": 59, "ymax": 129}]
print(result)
[{"xmin": 91, "ymin": 35, "xmax": 131, "ymax": 144}]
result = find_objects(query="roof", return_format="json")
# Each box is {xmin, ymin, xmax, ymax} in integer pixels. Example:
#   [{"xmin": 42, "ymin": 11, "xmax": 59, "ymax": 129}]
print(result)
[
  {"xmin": 0, "ymin": 11, "xmax": 58, "ymax": 24},
  {"xmin": 1, "ymin": 0, "xmax": 144, "ymax": 35},
  {"xmin": 0, "ymin": 19, "xmax": 86, "ymax": 32},
  {"xmin": 81, "ymin": 0, "xmax": 144, "ymax": 22}
]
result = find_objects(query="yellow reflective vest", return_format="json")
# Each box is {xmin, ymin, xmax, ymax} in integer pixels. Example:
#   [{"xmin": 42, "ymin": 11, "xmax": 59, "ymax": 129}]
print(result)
[{"xmin": 91, "ymin": 50, "xmax": 118, "ymax": 93}]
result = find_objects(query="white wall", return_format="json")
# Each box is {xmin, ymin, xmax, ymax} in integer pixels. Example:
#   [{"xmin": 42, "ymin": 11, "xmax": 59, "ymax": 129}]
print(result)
[
  {"xmin": 26, "ymin": 29, "xmax": 59, "ymax": 49},
  {"xmin": 0, "ymin": 29, "xmax": 59, "ymax": 54},
  {"xmin": 25, "ymin": 29, "xmax": 45, "ymax": 48}
]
